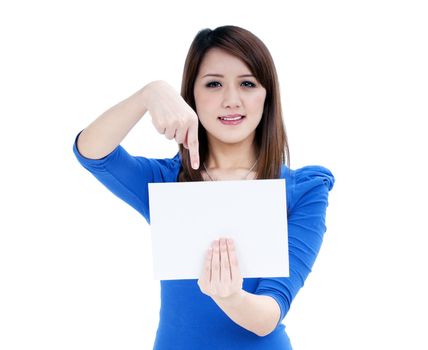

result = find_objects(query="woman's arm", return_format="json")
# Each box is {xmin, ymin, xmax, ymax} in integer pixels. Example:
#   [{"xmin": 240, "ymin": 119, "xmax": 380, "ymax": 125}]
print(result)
[
  {"xmin": 77, "ymin": 80, "xmax": 200, "ymax": 168},
  {"xmin": 77, "ymin": 86, "xmax": 148, "ymax": 160},
  {"xmin": 212, "ymin": 290, "xmax": 280, "ymax": 337},
  {"xmin": 198, "ymin": 167, "xmax": 335, "ymax": 336}
]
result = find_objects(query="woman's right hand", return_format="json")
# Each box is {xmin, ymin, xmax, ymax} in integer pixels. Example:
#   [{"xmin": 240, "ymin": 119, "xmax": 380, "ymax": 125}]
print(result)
[{"xmin": 142, "ymin": 80, "xmax": 200, "ymax": 169}]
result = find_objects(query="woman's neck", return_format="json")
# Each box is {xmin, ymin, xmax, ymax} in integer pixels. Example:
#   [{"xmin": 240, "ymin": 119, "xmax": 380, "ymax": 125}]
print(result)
[
  {"xmin": 207, "ymin": 134, "xmax": 257, "ymax": 166},
  {"xmin": 203, "ymin": 137, "xmax": 258, "ymax": 180}
]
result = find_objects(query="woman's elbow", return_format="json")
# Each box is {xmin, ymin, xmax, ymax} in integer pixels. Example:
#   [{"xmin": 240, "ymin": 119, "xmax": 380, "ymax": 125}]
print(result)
[
  {"xmin": 254, "ymin": 299, "xmax": 281, "ymax": 336},
  {"xmin": 254, "ymin": 326, "xmax": 276, "ymax": 337},
  {"xmin": 253, "ymin": 318, "xmax": 279, "ymax": 337}
]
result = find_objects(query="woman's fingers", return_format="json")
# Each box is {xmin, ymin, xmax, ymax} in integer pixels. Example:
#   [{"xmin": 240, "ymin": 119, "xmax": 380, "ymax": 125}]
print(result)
[
  {"xmin": 210, "ymin": 238, "xmax": 236, "ymax": 282},
  {"xmin": 220, "ymin": 238, "xmax": 231, "ymax": 281},
  {"xmin": 197, "ymin": 247, "xmax": 212, "ymax": 295},
  {"xmin": 155, "ymin": 118, "xmax": 199, "ymax": 170},
  {"xmin": 174, "ymin": 128, "xmax": 185, "ymax": 144},
  {"xmin": 164, "ymin": 127, "xmax": 176, "ymax": 140},
  {"xmin": 198, "ymin": 238, "xmax": 243, "ymax": 300},
  {"xmin": 202, "ymin": 248, "xmax": 213, "ymax": 282},
  {"xmin": 186, "ymin": 119, "xmax": 199, "ymax": 169},
  {"xmin": 145, "ymin": 81, "xmax": 200, "ymax": 169},
  {"xmin": 164, "ymin": 117, "xmax": 199, "ymax": 170},
  {"xmin": 227, "ymin": 238, "xmax": 240, "ymax": 283},
  {"xmin": 211, "ymin": 240, "xmax": 221, "ymax": 284}
]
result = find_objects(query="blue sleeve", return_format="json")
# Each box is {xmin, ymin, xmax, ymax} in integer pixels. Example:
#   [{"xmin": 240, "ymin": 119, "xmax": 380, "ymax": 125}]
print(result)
[
  {"xmin": 72, "ymin": 132, "xmax": 180, "ymax": 223},
  {"xmin": 254, "ymin": 165, "xmax": 335, "ymax": 325}
]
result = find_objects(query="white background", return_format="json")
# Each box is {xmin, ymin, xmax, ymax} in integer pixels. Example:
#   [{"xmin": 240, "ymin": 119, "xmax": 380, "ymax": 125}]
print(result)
[{"xmin": 1, "ymin": 1, "xmax": 427, "ymax": 349}]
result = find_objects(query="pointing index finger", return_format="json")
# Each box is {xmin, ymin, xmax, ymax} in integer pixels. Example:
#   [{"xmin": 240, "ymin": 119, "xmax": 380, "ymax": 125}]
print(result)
[{"xmin": 187, "ymin": 118, "xmax": 199, "ymax": 169}]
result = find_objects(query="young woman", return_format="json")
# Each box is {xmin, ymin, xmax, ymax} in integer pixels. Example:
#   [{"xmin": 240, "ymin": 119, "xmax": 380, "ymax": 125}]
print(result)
[{"xmin": 73, "ymin": 25, "xmax": 334, "ymax": 349}]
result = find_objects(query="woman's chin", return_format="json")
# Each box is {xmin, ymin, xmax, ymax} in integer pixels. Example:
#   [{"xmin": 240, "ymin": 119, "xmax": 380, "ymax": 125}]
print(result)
[{"xmin": 207, "ymin": 131, "xmax": 255, "ymax": 147}]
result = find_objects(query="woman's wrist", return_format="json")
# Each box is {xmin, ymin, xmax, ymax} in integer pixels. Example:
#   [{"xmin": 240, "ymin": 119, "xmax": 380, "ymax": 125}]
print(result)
[
  {"xmin": 213, "ymin": 289, "xmax": 246, "ymax": 309},
  {"xmin": 139, "ymin": 80, "xmax": 167, "ymax": 110}
]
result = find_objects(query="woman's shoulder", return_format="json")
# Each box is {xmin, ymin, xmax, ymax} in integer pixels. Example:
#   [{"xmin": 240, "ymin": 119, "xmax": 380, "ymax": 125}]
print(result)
[
  {"xmin": 283, "ymin": 164, "xmax": 334, "ymax": 188},
  {"xmin": 144, "ymin": 152, "xmax": 181, "ymax": 171},
  {"xmin": 137, "ymin": 152, "xmax": 182, "ymax": 182},
  {"xmin": 281, "ymin": 164, "xmax": 335, "ymax": 211},
  {"xmin": 74, "ymin": 133, "xmax": 181, "ymax": 179}
]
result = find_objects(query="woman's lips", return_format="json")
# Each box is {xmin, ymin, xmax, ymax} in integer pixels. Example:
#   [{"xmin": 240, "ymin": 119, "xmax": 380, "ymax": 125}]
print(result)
[{"xmin": 218, "ymin": 114, "xmax": 245, "ymax": 125}]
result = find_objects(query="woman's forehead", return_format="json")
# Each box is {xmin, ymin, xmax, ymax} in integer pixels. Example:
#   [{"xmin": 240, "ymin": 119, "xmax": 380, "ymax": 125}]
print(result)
[{"xmin": 198, "ymin": 48, "xmax": 252, "ymax": 76}]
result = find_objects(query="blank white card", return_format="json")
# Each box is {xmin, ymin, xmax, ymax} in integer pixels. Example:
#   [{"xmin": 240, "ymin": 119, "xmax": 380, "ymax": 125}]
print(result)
[{"xmin": 148, "ymin": 179, "xmax": 288, "ymax": 280}]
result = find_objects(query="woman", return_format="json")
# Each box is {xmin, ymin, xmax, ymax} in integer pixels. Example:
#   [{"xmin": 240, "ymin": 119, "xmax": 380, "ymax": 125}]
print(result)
[{"xmin": 73, "ymin": 25, "xmax": 334, "ymax": 349}]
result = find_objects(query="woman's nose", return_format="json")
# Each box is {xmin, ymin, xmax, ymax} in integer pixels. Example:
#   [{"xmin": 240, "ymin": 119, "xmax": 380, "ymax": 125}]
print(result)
[{"xmin": 221, "ymin": 86, "xmax": 242, "ymax": 109}]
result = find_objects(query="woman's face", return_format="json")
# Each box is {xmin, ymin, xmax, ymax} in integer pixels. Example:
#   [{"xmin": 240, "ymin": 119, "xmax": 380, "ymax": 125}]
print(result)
[{"xmin": 193, "ymin": 48, "xmax": 266, "ymax": 147}]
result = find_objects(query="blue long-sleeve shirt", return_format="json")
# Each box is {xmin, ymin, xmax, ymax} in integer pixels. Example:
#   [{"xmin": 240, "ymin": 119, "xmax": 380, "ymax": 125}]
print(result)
[{"xmin": 73, "ymin": 136, "xmax": 334, "ymax": 349}]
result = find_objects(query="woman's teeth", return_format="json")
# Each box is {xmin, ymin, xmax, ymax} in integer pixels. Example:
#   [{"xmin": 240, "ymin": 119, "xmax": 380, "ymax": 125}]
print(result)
[{"xmin": 220, "ymin": 116, "xmax": 243, "ymax": 121}]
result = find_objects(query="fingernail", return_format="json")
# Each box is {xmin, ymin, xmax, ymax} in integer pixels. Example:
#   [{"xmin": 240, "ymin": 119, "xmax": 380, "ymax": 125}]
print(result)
[{"xmin": 193, "ymin": 161, "xmax": 199, "ymax": 169}]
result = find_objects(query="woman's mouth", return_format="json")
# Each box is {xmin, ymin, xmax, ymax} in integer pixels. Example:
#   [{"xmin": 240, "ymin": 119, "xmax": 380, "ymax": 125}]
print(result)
[{"xmin": 218, "ymin": 114, "xmax": 245, "ymax": 125}]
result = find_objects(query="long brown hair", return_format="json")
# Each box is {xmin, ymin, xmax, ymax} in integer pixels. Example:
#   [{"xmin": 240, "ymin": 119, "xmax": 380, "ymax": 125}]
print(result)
[{"xmin": 178, "ymin": 25, "xmax": 289, "ymax": 181}]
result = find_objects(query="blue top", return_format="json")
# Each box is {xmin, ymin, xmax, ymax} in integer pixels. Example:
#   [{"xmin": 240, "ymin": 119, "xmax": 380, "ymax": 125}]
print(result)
[{"xmin": 73, "ymin": 135, "xmax": 334, "ymax": 350}]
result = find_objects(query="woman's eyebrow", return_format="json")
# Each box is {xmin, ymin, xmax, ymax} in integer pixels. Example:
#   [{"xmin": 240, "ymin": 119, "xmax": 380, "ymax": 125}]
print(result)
[{"xmin": 201, "ymin": 73, "xmax": 255, "ymax": 78}]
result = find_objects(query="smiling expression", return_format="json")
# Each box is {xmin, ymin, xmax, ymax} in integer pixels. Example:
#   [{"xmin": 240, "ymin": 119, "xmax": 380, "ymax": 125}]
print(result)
[{"xmin": 193, "ymin": 48, "xmax": 267, "ymax": 147}]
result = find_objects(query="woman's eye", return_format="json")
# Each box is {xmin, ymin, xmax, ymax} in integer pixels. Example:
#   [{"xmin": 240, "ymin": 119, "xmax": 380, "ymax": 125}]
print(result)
[
  {"xmin": 206, "ymin": 81, "xmax": 221, "ymax": 88},
  {"xmin": 205, "ymin": 81, "xmax": 256, "ymax": 88},
  {"xmin": 241, "ymin": 81, "xmax": 256, "ymax": 88}
]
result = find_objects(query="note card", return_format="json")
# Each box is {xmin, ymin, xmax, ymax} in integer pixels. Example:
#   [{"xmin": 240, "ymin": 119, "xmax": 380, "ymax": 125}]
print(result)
[{"xmin": 148, "ymin": 179, "xmax": 288, "ymax": 280}]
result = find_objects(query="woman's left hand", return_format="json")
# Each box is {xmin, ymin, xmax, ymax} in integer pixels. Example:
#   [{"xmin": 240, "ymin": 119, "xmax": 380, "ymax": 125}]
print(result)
[{"xmin": 197, "ymin": 238, "xmax": 244, "ymax": 302}]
